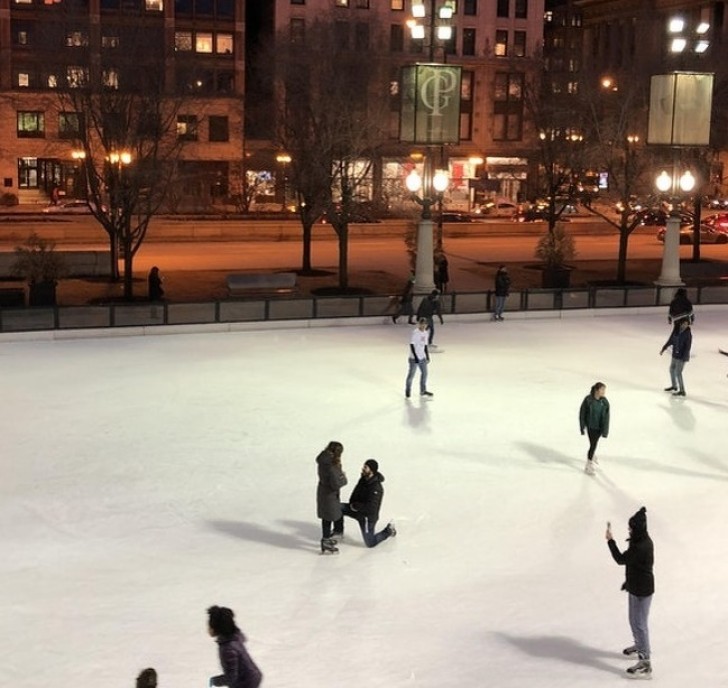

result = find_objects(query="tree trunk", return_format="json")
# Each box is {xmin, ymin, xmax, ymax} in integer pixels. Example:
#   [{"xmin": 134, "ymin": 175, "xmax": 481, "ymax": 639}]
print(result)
[
  {"xmin": 122, "ymin": 238, "xmax": 134, "ymax": 300},
  {"xmin": 301, "ymin": 221, "xmax": 313, "ymax": 273},
  {"xmin": 338, "ymin": 224, "xmax": 349, "ymax": 290},
  {"xmin": 616, "ymin": 229, "xmax": 629, "ymax": 283},
  {"xmin": 109, "ymin": 233, "xmax": 120, "ymax": 281}
]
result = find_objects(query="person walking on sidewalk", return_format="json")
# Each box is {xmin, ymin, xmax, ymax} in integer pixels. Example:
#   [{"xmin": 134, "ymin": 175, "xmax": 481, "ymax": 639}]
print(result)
[
  {"xmin": 492, "ymin": 265, "xmax": 511, "ymax": 321},
  {"xmin": 316, "ymin": 440, "xmax": 348, "ymax": 555},
  {"xmin": 416, "ymin": 290, "xmax": 443, "ymax": 346},
  {"xmin": 661, "ymin": 319, "xmax": 692, "ymax": 397},
  {"xmin": 579, "ymin": 381, "xmax": 610, "ymax": 475},
  {"xmin": 405, "ymin": 318, "xmax": 433, "ymax": 399},
  {"xmin": 605, "ymin": 507, "xmax": 654, "ymax": 680},
  {"xmin": 340, "ymin": 459, "xmax": 396, "ymax": 548}
]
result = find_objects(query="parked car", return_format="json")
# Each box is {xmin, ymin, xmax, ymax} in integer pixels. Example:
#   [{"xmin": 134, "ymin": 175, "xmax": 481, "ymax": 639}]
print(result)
[
  {"xmin": 440, "ymin": 211, "xmax": 474, "ymax": 223},
  {"xmin": 42, "ymin": 199, "xmax": 94, "ymax": 214},
  {"xmin": 482, "ymin": 198, "xmax": 518, "ymax": 217},
  {"xmin": 656, "ymin": 222, "xmax": 728, "ymax": 244},
  {"xmin": 703, "ymin": 196, "xmax": 728, "ymax": 210},
  {"xmin": 635, "ymin": 208, "xmax": 693, "ymax": 227},
  {"xmin": 701, "ymin": 212, "xmax": 728, "ymax": 231}
]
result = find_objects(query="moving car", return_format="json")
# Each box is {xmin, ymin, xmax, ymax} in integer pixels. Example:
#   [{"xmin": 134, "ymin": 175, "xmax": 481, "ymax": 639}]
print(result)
[
  {"xmin": 440, "ymin": 211, "xmax": 474, "ymax": 223},
  {"xmin": 42, "ymin": 199, "xmax": 94, "ymax": 214},
  {"xmin": 656, "ymin": 221, "xmax": 728, "ymax": 245}
]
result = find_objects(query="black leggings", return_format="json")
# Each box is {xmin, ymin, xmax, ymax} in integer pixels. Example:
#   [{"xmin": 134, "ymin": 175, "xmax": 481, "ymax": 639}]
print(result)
[
  {"xmin": 321, "ymin": 518, "xmax": 343, "ymax": 539},
  {"xmin": 587, "ymin": 428, "xmax": 601, "ymax": 460}
]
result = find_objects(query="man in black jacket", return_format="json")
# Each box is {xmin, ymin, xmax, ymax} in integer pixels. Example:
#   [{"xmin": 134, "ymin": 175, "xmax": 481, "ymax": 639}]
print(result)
[
  {"xmin": 606, "ymin": 507, "xmax": 654, "ymax": 679},
  {"xmin": 340, "ymin": 459, "xmax": 396, "ymax": 548}
]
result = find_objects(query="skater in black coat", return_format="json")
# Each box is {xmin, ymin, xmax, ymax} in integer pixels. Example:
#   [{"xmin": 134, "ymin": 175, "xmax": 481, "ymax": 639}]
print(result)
[
  {"xmin": 660, "ymin": 320, "xmax": 692, "ymax": 396},
  {"xmin": 208, "ymin": 606, "xmax": 263, "ymax": 688},
  {"xmin": 340, "ymin": 459, "xmax": 396, "ymax": 548},
  {"xmin": 667, "ymin": 287, "xmax": 694, "ymax": 335},
  {"xmin": 605, "ymin": 507, "xmax": 654, "ymax": 679},
  {"xmin": 316, "ymin": 440, "xmax": 347, "ymax": 554},
  {"xmin": 416, "ymin": 290, "xmax": 443, "ymax": 345}
]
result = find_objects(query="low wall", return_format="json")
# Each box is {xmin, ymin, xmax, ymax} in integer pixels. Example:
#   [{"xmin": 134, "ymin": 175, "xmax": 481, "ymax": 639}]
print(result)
[
  {"xmin": 1, "ymin": 284, "xmax": 726, "ymax": 337},
  {"xmin": 0, "ymin": 250, "xmax": 111, "ymax": 278}
]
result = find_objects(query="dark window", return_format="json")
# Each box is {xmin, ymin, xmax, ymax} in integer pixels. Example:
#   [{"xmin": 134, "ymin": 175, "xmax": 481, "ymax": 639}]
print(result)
[
  {"xmin": 513, "ymin": 30, "xmax": 526, "ymax": 57},
  {"xmin": 497, "ymin": 0, "xmax": 508, "ymax": 18},
  {"xmin": 355, "ymin": 22, "xmax": 369, "ymax": 51},
  {"xmin": 463, "ymin": 28, "xmax": 476, "ymax": 55},
  {"xmin": 175, "ymin": 0, "xmax": 192, "ymax": 13},
  {"xmin": 390, "ymin": 24, "xmax": 404, "ymax": 52},
  {"xmin": 18, "ymin": 111, "xmax": 45, "ymax": 138},
  {"xmin": 493, "ymin": 72, "xmax": 523, "ymax": 141},
  {"xmin": 355, "ymin": 0, "xmax": 369, "ymax": 7},
  {"xmin": 335, "ymin": 20, "xmax": 349, "ymax": 50},
  {"xmin": 216, "ymin": 0, "xmax": 233, "ymax": 16},
  {"xmin": 177, "ymin": 115, "xmax": 198, "ymax": 140},
  {"xmin": 445, "ymin": 27, "xmax": 456, "ymax": 55},
  {"xmin": 209, "ymin": 115, "xmax": 229, "ymax": 141},
  {"xmin": 196, "ymin": 0, "xmax": 214, "ymax": 14},
  {"xmin": 59, "ymin": 112, "xmax": 82, "ymax": 139},
  {"xmin": 12, "ymin": 21, "xmax": 32, "ymax": 45},
  {"xmin": 460, "ymin": 70, "xmax": 473, "ymax": 140},
  {"xmin": 290, "ymin": 18, "xmax": 305, "ymax": 43},
  {"xmin": 290, "ymin": 0, "xmax": 304, "ymax": 4},
  {"xmin": 463, "ymin": 0, "xmax": 476, "ymax": 14},
  {"xmin": 216, "ymin": 71, "xmax": 234, "ymax": 93},
  {"xmin": 514, "ymin": 0, "xmax": 527, "ymax": 19}
]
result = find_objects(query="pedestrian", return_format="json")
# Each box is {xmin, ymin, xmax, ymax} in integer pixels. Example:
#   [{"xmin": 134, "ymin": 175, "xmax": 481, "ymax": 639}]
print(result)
[
  {"xmin": 667, "ymin": 287, "xmax": 694, "ymax": 336},
  {"xmin": 434, "ymin": 253, "xmax": 449, "ymax": 293},
  {"xmin": 391, "ymin": 276, "xmax": 415, "ymax": 324},
  {"xmin": 148, "ymin": 266, "xmax": 165, "ymax": 301},
  {"xmin": 605, "ymin": 507, "xmax": 654, "ymax": 680},
  {"xmin": 135, "ymin": 668, "xmax": 157, "ymax": 688},
  {"xmin": 316, "ymin": 440, "xmax": 348, "ymax": 555},
  {"xmin": 416, "ymin": 289, "xmax": 443, "ymax": 346},
  {"xmin": 492, "ymin": 264, "xmax": 511, "ymax": 321},
  {"xmin": 207, "ymin": 605, "xmax": 263, "ymax": 688},
  {"xmin": 340, "ymin": 459, "xmax": 396, "ymax": 548},
  {"xmin": 405, "ymin": 318, "xmax": 433, "ymax": 399},
  {"xmin": 660, "ymin": 319, "xmax": 692, "ymax": 396},
  {"xmin": 579, "ymin": 381, "xmax": 609, "ymax": 475}
]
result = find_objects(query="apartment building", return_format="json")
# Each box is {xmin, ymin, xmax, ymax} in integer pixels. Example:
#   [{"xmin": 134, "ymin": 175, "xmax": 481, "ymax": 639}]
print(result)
[{"xmin": 0, "ymin": 0, "xmax": 245, "ymax": 205}]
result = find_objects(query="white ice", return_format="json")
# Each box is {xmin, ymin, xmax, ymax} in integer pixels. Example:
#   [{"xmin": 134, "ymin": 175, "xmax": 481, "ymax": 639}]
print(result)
[{"xmin": 1, "ymin": 309, "xmax": 728, "ymax": 688}]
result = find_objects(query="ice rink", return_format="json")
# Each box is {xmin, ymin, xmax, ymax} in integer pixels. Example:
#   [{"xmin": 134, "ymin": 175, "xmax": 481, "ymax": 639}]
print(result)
[{"xmin": 2, "ymin": 308, "xmax": 727, "ymax": 688}]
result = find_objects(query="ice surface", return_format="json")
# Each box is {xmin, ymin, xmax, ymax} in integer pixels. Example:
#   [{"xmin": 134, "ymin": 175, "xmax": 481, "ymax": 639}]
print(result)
[{"xmin": 1, "ymin": 309, "xmax": 728, "ymax": 688}]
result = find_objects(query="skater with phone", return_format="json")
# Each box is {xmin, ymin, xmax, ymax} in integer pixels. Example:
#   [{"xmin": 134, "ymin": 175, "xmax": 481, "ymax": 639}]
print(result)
[
  {"xmin": 316, "ymin": 440, "xmax": 347, "ymax": 555},
  {"xmin": 207, "ymin": 606, "xmax": 262, "ymax": 688},
  {"xmin": 605, "ymin": 508, "xmax": 654, "ymax": 680},
  {"xmin": 579, "ymin": 382, "xmax": 610, "ymax": 475}
]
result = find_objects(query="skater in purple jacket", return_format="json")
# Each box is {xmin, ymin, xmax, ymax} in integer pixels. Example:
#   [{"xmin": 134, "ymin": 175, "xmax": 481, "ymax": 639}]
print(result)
[{"xmin": 208, "ymin": 606, "xmax": 262, "ymax": 688}]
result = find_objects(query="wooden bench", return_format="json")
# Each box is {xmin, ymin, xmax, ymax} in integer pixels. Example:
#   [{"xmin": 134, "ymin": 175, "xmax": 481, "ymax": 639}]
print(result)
[{"xmin": 226, "ymin": 272, "xmax": 297, "ymax": 295}]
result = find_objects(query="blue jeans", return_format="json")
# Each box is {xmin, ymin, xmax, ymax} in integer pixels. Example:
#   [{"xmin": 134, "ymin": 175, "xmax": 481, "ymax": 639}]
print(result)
[
  {"xmin": 405, "ymin": 357, "xmax": 428, "ymax": 395},
  {"xmin": 340, "ymin": 504, "xmax": 391, "ymax": 547},
  {"xmin": 628, "ymin": 593, "xmax": 652, "ymax": 658},
  {"xmin": 670, "ymin": 357, "xmax": 686, "ymax": 392},
  {"xmin": 494, "ymin": 295, "xmax": 507, "ymax": 317}
]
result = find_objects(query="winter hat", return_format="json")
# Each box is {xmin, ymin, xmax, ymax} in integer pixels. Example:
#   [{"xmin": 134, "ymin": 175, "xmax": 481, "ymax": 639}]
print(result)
[
  {"xmin": 365, "ymin": 459, "xmax": 379, "ymax": 474},
  {"xmin": 628, "ymin": 507, "xmax": 648, "ymax": 534}
]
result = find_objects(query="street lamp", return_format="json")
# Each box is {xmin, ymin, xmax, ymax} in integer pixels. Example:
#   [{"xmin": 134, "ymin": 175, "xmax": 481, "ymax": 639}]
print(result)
[
  {"xmin": 406, "ymin": 165, "xmax": 449, "ymax": 293},
  {"xmin": 407, "ymin": 1, "xmax": 454, "ymax": 61}
]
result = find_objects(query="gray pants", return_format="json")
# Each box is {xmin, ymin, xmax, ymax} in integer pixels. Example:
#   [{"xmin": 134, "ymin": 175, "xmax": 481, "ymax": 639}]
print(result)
[
  {"xmin": 628, "ymin": 593, "xmax": 652, "ymax": 659},
  {"xmin": 405, "ymin": 357, "xmax": 428, "ymax": 395},
  {"xmin": 669, "ymin": 357, "xmax": 686, "ymax": 392}
]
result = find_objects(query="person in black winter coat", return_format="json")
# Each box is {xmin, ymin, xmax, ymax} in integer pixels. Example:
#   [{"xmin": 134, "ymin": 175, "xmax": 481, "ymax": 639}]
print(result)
[
  {"xmin": 434, "ymin": 253, "xmax": 450, "ymax": 293},
  {"xmin": 316, "ymin": 440, "xmax": 348, "ymax": 554},
  {"xmin": 492, "ymin": 265, "xmax": 511, "ymax": 321},
  {"xmin": 660, "ymin": 319, "xmax": 692, "ymax": 396},
  {"xmin": 605, "ymin": 507, "xmax": 654, "ymax": 679},
  {"xmin": 416, "ymin": 290, "xmax": 443, "ymax": 345},
  {"xmin": 340, "ymin": 459, "xmax": 396, "ymax": 547},
  {"xmin": 208, "ymin": 606, "xmax": 262, "ymax": 688},
  {"xmin": 148, "ymin": 266, "xmax": 165, "ymax": 301},
  {"xmin": 667, "ymin": 287, "xmax": 694, "ymax": 336}
]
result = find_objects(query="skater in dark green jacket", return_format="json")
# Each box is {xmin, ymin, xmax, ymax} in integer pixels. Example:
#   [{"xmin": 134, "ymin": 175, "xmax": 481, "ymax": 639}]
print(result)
[{"xmin": 579, "ymin": 381, "xmax": 610, "ymax": 475}]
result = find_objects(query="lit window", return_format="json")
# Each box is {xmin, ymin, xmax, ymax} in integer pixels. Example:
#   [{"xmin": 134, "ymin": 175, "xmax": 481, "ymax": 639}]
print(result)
[
  {"xmin": 102, "ymin": 35, "xmax": 120, "ymax": 48},
  {"xmin": 103, "ymin": 69, "xmax": 119, "ymax": 89},
  {"xmin": 335, "ymin": 0, "xmax": 348, "ymax": 6},
  {"xmin": 195, "ymin": 32, "xmax": 213, "ymax": 53},
  {"xmin": 391, "ymin": 0, "xmax": 404, "ymax": 9},
  {"xmin": 14, "ymin": 0, "xmax": 33, "ymax": 4},
  {"xmin": 495, "ymin": 29, "xmax": 507, "ymax": 56},
  {"xmin": 177, "ymin": 115, "xmax": 198, "ymax": 140},
  {"xmin": 18, "ymin": 30, "xmax": 29, "ymax": 45},
  {"xmin": 17, "ymin": 111, "xmax": 45, "ymax": 138},
  {"xmin": 48, "ymin": 75, "xmax": 58, "ymax": 88},
  {"xmin": 175, "ymin": 31, "xmax": 192, "ymax": 51},
  {"xmin": 59, "ymin": 112, "xmax": 81, "ymax": 138},
  {"xmin": 65, "ymin": 31, "xmax": 89, "ymax": 47},
  {"xmin": 145, "ymin": 0, "xmax": 163, "ymax": 9},
  {"xmin": 216, "ymin": 33, "xmax": 233, "ymax": 54},
  {"xmin": 66, "ymin": 67, "xmax": 88, "ymax": 88},
  {"xmin": 18, "ymin": 73, "xmax": 30, "ymax": 87}
]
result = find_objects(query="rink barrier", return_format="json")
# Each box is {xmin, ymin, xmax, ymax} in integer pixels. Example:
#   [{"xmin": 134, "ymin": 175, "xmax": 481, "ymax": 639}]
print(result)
[{"xmin": 1, "ymin": 284, "xmax": 727, "ymax": 334}]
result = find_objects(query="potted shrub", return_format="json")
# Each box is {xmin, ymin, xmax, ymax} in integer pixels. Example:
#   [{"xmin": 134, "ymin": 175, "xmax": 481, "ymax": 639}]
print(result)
[
  {"xmin": 11, "ymin": 233, "xmax": 67, "ymax": 306},
  {"xmin": 535, "ymin": 222, "xmax": 576, "ymax": 288}
]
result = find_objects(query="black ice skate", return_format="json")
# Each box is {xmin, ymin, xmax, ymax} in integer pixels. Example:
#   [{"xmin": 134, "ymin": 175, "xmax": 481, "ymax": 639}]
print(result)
[
  {"xmin": 320, "ymin": 538, "xmax": 339, "ymax": 555},
  {"xmin": 626, "ymin": 657, "xmax": 652, "ymax": 679},
  {"xmin": 622, "ymin": 645, "xmax": 639, "ymax": 656}
]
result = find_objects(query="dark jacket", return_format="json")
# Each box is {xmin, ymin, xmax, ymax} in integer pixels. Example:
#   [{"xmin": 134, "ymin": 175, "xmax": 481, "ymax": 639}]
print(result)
[
  {"xmin": 668, "ymin": 294, "xmax": 694, "ymax": 324},
  {"xmin": 349, "ymin": 472, "xmax": 385, "ymax": 521},
  {"xmin": 316, "ymin": 449, "xmax": 347, "ymax": 521},
  {"xmin": 608, "ymin": 532, "xmax": 654, "ymax": 597},
  {"xmin": 211, "ymin": 632, "xmax": 262, "ymax": 688},
  {"xmin": 494, "ymin": 269, "xmax": 511, "ymax": 297},
  {"xmin": 579, "ymin": 394, "xmax": 610, "ymax": 437},
  {"xmin": 417, "ymin": 295, "xmax": 443, "ymax": 321},
  {"xmin": 662, "ymin": 326, "xmax": 692, "ymax": 362}
]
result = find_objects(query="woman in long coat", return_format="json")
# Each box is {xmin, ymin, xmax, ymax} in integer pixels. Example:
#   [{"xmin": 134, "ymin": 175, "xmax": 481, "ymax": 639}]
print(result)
[{"xmin": 316, "ymin": 440, "xmax": 347, "ymax": 553}]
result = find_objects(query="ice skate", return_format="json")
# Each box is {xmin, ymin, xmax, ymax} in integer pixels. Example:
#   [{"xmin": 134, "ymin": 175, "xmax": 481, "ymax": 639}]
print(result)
[
  {"xmin": 626, "ymin": 658, "xmax": 652, "ymax": 679},
  {"xmin": 331, "ymin": 532, "xmax": 344, "ymax": 543},
  {"xmin": 584, "ymin": 459, "xmax": 596, "ymax": 475},
  {"xmin": 320, "ymin": 538, "xmax": 339, "ymax": 555},
  {"xmin": 622, "ymin": 645, "xmax": 639, "ymax": 656},
  {"xmin": 384, "ymin": 522, "xmax": 397, "ymax": 538}
]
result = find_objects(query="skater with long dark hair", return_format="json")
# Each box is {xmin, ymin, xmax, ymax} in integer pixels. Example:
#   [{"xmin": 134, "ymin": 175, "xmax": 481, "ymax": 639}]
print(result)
[
  {"xmin": 316, "ymin": 440, "xmax": 347, "ymax": 554},
  {"xmin": 579, "ymin": 382, "xmax": 610, "ymax": 475},
  {"xmin": 667, "ymin": 287, "xmax": 694, "ymax": 336},
  {"xmin": 605, "ymin": 507, "xmax": 654, "ymax": 680},
  {"xmin": 207, "ymin": 605, "xmax": 262, "ymax": 688}
]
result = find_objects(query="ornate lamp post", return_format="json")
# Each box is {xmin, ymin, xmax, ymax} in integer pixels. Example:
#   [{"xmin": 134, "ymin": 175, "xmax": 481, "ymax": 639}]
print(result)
[{"xmin": 406, "ymin": 167, "xmax": 449, "ymax": 293}]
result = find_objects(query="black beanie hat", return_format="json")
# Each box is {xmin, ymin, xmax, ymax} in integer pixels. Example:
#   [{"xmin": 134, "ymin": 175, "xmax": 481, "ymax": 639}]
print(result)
[
  {"xmin": 628, "ymin": 507, "xmax": 648, "ymax": 533},
  {"xmin": 365, "ymin": 459, "xmax": 379, "ymax": 474}
]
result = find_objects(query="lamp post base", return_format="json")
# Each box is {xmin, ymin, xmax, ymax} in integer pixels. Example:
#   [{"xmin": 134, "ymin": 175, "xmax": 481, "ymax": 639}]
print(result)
[
  {"xmin": 655, "ymin": 216, "xmax": 684, "ymax": 288},
  {"xmin": 413, "ymin": 217, "xmax": 436, "ymax": 295}
]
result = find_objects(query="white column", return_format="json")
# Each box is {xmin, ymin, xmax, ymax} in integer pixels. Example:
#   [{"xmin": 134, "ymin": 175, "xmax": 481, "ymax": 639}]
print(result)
[
  {"xmin": 655, "ymin": 215, "xmax": 684, "ymax": 289},
  {"xmin": 413, "ymin": 217, "xmax": 436, "ymax": 295}
]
